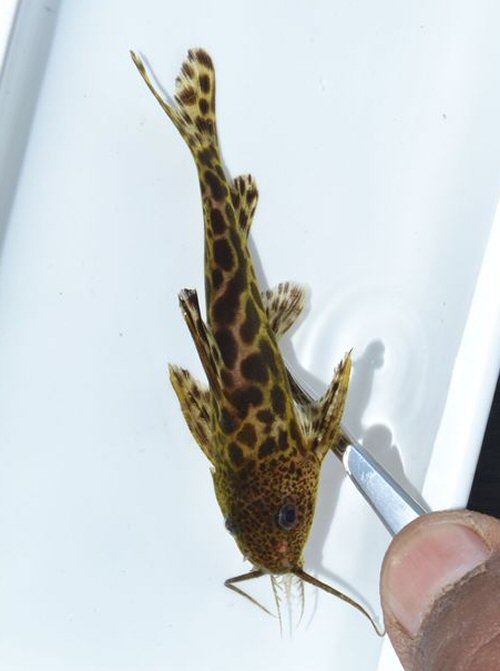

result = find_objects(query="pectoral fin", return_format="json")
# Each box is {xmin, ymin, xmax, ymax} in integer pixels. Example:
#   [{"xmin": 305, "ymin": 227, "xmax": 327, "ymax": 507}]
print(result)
[
  {"xmin": 169, "ymin": 365, "xmax": 215, "ymax": 465},
  {"xmin": 308, "ymin": 351, "xmax": 352, "ymax": 460}
]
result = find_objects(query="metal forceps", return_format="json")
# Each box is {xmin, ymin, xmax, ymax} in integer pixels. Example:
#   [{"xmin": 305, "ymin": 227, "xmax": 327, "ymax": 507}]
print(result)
[
  {"xmin": 288, "ymin": 369, "xmax": 430, "ymax": 536},
  {"xmin": 338, "ymin": 427, "xmax": 430, "ymax": 536}
]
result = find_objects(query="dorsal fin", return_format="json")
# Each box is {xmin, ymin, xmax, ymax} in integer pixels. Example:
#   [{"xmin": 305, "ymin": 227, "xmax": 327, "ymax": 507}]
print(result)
[
  {"xmin": 177, "ymin": 288, "xmax": 222, "ymax": 397},
  {"xmin": 261, "ymin": 282, "xmax": 306, "ymax": 339}
]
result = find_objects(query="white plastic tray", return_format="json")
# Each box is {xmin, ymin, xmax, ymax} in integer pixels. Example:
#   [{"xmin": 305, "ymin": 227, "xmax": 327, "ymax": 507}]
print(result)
[{"xmin": 1, "ymin": 2, "xmax": 500, "ymax": 670}]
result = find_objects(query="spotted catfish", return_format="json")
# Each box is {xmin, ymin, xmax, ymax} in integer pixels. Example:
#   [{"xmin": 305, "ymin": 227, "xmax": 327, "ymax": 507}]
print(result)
[{"xmin": 131, "ymin": 48, "xmax": 377, "ymax": 631}]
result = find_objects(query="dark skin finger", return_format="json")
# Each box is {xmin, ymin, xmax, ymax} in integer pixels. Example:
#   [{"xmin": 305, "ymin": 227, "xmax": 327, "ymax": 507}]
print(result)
[{"xmin": 380, "ymin": 510, "xmax": 500, "ymax": 671}]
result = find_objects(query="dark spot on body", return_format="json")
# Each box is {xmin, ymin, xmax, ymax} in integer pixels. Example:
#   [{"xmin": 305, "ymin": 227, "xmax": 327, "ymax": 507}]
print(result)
[
  {"xmin": 212, "ymin": 268, "xmax": 223, "ymax": 290},
  {"xmin": 240, "ymin": 300, "xmax": 260, "ymax": 343},
  {"xmin": 205, "ymin": 170, "xmax": 228, "ymax": 201},
  {"xmin": 271, "ymin": 385, "xmax": 286, "ymax": 416},
  {"xmin": 256, "ymin": 409, "xmax": 273, "ymax": 424},
  {"xmin": 213, "ymin": 291, "xmax": 238, "ymax": 324},
  {"xmin": 230, "ymin": 386, "xmax": 263, "ymax": 417},
  {"xmin": 228, "ymin": 442, "xmax": 244, "ymax": 466},
  {"xmin": 213, "ymin": 268, "xmax": 246, "ymax": 324},
  {"xmin": 258, "ymin": 437, "xmax": 277, "ymax": 458},
  {"xmin": 215, "ymin": 328, "xmax": 237, "ymax": 368},
  {"xmin": 241, "ymin": 352, "xmax": 268, "ymax": 383},
  {"xmin": 198, "ymin": 147, "xmax": 214, "ymax": 167},
  {"xmin": 220, "ymin": 408, "xmax": 236, "ymax": 434},
  {"xmin": 199, "ymin": 73, "xmax": 210, "ymax": 93},
  {"xmin": 210, "ymin": 208, "xmax": 226, "ymax": 234},
  {"xmin": 213, "ymin": 238, "xmax": 234, "ymax": 271},
  {"xmin": 236, "ymin": 424, "xmax": 257, "ymax": 447},
  {"xmin": 278, "ymin": 429, "xmax": 288, "ymax": 451}
]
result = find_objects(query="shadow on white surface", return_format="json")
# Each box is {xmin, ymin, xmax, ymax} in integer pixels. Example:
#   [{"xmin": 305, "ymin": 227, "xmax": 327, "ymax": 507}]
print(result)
[{"xmin": 0, "ymin": 0, "xmax": 60, "ymax": 249}]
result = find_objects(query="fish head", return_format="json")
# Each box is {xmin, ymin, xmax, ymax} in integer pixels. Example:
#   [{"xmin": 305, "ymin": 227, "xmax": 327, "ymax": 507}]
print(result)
[{"xmin": 212, "ymin": 453, "xmax": 321, "ymax": 574}]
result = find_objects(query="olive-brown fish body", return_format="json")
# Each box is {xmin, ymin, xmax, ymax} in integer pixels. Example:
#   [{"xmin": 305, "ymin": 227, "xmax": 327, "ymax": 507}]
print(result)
[{"xmin": 132, "ymin": 48, "xmax": 379, "ymax": 633}]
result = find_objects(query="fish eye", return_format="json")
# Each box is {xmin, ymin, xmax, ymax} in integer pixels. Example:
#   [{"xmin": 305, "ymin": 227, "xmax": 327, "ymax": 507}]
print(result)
[
  {"xmin": 224, "ymin": 516, "xmax": 237, "ymax": 536},
  {"xmin": 277, "ymin": 503, "xmax": 298, "ymax": 531}
]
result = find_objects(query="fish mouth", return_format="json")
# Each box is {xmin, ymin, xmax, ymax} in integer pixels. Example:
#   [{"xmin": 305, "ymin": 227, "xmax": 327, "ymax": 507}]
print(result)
[
  {"xmin": 276, "ymin": 539, "xmax": 289, "ymax": 556},
  {"xmin": 274, "ymin": 540, "xmax": 299, "ymax": 571}
]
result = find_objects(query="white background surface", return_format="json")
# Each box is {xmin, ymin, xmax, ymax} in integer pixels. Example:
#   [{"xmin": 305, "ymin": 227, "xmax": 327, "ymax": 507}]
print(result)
[{"xmin": 0, "ymin": 1, "xmax": 499, "ymax": 670}]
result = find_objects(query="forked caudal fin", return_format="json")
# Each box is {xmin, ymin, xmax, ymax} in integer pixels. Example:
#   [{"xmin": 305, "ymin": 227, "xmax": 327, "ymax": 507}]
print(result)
[
  {"xmin": 130, "ymin": 49, "xmax": 219, "ymax": 156},
  {"xmin": 132, "ymin": 49, "xmax": 265, "ymax": 236}
]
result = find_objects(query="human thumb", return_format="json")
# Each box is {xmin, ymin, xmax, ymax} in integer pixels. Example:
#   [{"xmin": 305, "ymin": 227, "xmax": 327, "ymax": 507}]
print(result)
[{"xmin": 380, "ymin": 510, "xmax": 500, "ymax": 671}]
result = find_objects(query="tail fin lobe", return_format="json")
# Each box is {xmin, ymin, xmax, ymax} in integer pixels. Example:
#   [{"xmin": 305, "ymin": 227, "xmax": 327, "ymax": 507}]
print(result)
[{"xmin": 131, "ymin": 48, "xmax": 218, "ymax": 154}]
